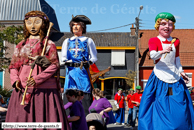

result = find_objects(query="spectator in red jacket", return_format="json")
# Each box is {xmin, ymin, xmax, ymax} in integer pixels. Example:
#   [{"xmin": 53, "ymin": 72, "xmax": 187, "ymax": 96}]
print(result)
[
  {"xmin": 131, "ymin": 86, "xmax": 142, "ymax": 129},
  {"xmin": 126, "ymin": 89, "xmax": 135, "ymax": 127},
  {"xmin": 114, "ymin": 88, "xmax": 125, "ymax": 125}
]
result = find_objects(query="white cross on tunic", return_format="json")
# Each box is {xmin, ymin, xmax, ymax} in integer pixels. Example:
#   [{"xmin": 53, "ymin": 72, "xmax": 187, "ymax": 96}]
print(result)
[{"xmin": 69, "ymin": 38, "xmax": 84, "ymax": 58}]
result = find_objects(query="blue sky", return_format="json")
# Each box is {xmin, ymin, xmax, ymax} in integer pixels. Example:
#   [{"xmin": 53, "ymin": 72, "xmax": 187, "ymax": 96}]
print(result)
[{"xmin": 46, "ymin": 0, "xmax": 194, "ymax": 32}]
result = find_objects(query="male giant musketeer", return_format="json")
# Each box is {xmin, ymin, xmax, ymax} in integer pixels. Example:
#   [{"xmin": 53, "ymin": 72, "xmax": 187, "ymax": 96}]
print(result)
[{"xmin": 61, "ymin": 15, "xmax": 97, "ymax": 115}]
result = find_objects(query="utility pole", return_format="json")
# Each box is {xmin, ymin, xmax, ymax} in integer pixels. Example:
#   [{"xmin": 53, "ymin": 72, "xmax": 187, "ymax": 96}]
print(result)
[
  {"xmin": 135, "ymin": 17, "xmax": 139, "ymax": 87},
  {"xmin": 135, "ymin": 5, "xmax": 143, "ymax": 88}
]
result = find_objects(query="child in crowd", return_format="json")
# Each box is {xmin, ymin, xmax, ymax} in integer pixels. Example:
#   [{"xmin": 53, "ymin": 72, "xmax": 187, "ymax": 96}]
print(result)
[
  {"xmin": 64, "ymin": 91, "xmax": 84, "ymax": 110},
  {"xmin": 64, "ymin": 90, "xmax": 84, "ymax": 128},
  {"xmin": 66, "ymin": 90, "xmax": 88, "ymax": 130}
]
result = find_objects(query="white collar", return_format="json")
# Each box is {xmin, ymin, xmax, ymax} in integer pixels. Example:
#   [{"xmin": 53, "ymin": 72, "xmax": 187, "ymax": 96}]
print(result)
[
  {"xmin": 157, "ymin": 35, "xmax": 172, "ymax": 42},
  {"xmin": 70, "ymin": 36, "xmax": 88, "ymax": 42}
]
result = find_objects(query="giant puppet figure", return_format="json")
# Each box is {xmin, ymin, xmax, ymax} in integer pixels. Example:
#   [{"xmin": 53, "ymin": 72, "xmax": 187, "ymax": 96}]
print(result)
[
  {"xmin": 61, "ymin": 15, "xmax": 97, "ymax": 115},
  {"xmin": 6, "ymin": 11, "xmax": 70, "ymax": 130},
  {"xmin": 138, "ymin": 12, "xmax": 194, "ymax": 130}
]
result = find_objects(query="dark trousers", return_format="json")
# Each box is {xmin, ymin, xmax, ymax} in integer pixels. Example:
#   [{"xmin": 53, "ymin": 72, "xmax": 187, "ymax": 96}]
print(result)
[{"xmin": 131, "ymin": 106, "xmax": 139, "ymax": 127}]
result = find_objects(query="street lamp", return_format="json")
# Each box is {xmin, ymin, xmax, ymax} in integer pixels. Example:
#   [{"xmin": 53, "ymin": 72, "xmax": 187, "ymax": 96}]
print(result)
[
  {"xmin": 135, "ymin": 5, "xmax": 143, "ymax": 87},
  {"xmin": 138, "ymin": 5, "xmax": 143, "ymax": 18}
]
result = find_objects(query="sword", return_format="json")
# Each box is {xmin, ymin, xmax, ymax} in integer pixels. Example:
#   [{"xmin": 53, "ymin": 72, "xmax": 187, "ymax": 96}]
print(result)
[{"xmin": 82, "ymin": 57, "xmax": 94, "ymax": 89}]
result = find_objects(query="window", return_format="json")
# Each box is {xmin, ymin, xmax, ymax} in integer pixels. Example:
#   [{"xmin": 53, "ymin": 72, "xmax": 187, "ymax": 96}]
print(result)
[
  {"xmin": 0, "ymin": 39, "xmax": 3, "ymax": 88},
  {"xmin": 57, "ymin": 50, "xmax": 63, "ymax": 65},
  {"xmin": 0, "ymin": 71, "xmax": 2, "ymax": 87},
  {"xmin": 186, "ymin": 73, "xmax": 192, "ymax": 88},
  {"xmin": 111, "ymin": 50, "xmax": 125, "ymax": 66},
  {"xmin": 141, "ymin": 79, "xmax": 148, "ymax": 89}
]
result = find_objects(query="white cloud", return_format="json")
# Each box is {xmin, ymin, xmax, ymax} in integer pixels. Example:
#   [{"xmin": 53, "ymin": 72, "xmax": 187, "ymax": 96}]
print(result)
[{"xmin": 174, "ymin": 15, "xmax": 181, "ymax": 19}]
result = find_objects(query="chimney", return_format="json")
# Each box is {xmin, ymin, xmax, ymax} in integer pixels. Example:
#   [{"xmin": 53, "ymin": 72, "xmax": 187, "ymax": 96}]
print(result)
[{"xmin": 130, "ymin": 24, "xmax": 136, "ymax": 36}]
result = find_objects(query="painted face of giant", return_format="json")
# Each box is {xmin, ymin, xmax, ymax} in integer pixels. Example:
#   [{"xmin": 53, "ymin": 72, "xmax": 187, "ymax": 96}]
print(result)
[
  {"xmin": 72, "ymin": 22, "xmax": 83, "ymax": 35},
  {"xmin": 25, "ymin": 17, "xmax": 42, "ymax": 36},
  {"xmin": 159, "ymin": 19, "xmax": 173, "ymax": 39}
]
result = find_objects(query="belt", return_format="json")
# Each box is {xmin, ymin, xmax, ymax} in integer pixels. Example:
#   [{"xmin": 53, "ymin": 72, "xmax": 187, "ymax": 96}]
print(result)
[{"xmin": 66, "ymin": 62, "xmax": 81, "ymax": 67}]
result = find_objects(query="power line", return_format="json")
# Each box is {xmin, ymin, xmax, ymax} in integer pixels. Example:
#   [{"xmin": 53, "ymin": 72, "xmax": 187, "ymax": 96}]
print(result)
[
  {"xmin": 142, "ymin": 19, "xmax": 154, "ymax": 22},
  {"xmin": 88, "ymin": 20, "xmax": 181, "ymax": 32},
  {"xmin": 143, "ymin": 20, "xmax": 194, "ymax": 26},
  {"xmin": 89, "ymin": 23, "xmax": 135, "ymax": 32},
  {"xmin": 141, "ymin": 23, "xmax": 155, "ymax": 25}
]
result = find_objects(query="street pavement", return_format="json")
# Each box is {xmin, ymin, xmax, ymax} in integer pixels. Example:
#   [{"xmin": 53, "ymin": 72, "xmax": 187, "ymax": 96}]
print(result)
[
  {"xmin": 107, "ymin": 124, "xmax": 138, "ymax": 130},
  {"xmin": 107, "ymin": 110, "xmax": 138, "ymax": 130},
  {"xmin": 107, "ymin": 100, "xmax": 138, "ymax": 130}
]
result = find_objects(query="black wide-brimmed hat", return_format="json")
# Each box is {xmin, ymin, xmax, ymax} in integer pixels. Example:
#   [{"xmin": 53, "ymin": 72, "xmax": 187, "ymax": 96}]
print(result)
[{"xmin": 69, "ymin": 15, "xmax": 91, "ymax": 25}]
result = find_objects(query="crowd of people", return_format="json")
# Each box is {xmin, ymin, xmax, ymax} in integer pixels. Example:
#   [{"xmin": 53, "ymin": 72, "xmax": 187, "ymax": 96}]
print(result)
[
  {"xmin": 64, "ymin": 88, "xmax": 112, "ymax": 130},
  {"xmin": 63, "ymin": 87, "xmax": 144, "ymax": 130},
  {"xmin": 113, "ymin": 87, "xmax": 143, "ymax": 130}
]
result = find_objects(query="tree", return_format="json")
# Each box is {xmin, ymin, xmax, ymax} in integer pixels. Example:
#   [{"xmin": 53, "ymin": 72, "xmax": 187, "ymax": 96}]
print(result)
[
  {"xmin": 0, "ymin": 24, "xmax": 24, "ymax": 70},
  {"xmin": 0, "ymin": 85, "xmax": 12, "ymax": 97},
  {"xmin": 0, "ymin": 85, "xmax": 12, "ymax": 104},
  {"xmin": 125, "ymin": 69, "xmax": 137, "ymax": 88}
]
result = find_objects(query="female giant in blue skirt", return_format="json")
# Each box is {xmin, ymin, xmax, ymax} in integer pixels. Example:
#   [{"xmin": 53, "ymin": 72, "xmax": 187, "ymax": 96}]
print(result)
[{"xmin": 138, "ymin": 12, "xmax": 194, "ymax": 130}]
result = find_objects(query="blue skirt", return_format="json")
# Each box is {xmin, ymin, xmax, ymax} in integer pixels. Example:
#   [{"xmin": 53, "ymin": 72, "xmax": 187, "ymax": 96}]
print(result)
[
  {"xmin": 138, "ymin": 71, "xmax": 194, "ymax": 130},
  {"xmin": 108, "ymin": 111, "xmax": 116, "ymax": 124},
  {"xmin": 115, "ymin": 108, "xmax": 125, "ymax": 123}
]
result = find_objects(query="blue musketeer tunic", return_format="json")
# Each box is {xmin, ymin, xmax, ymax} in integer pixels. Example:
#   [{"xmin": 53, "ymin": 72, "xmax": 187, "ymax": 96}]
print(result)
[{"xmin": 62, "ymin": 36, "xmax": 97, "ymax": 93}]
